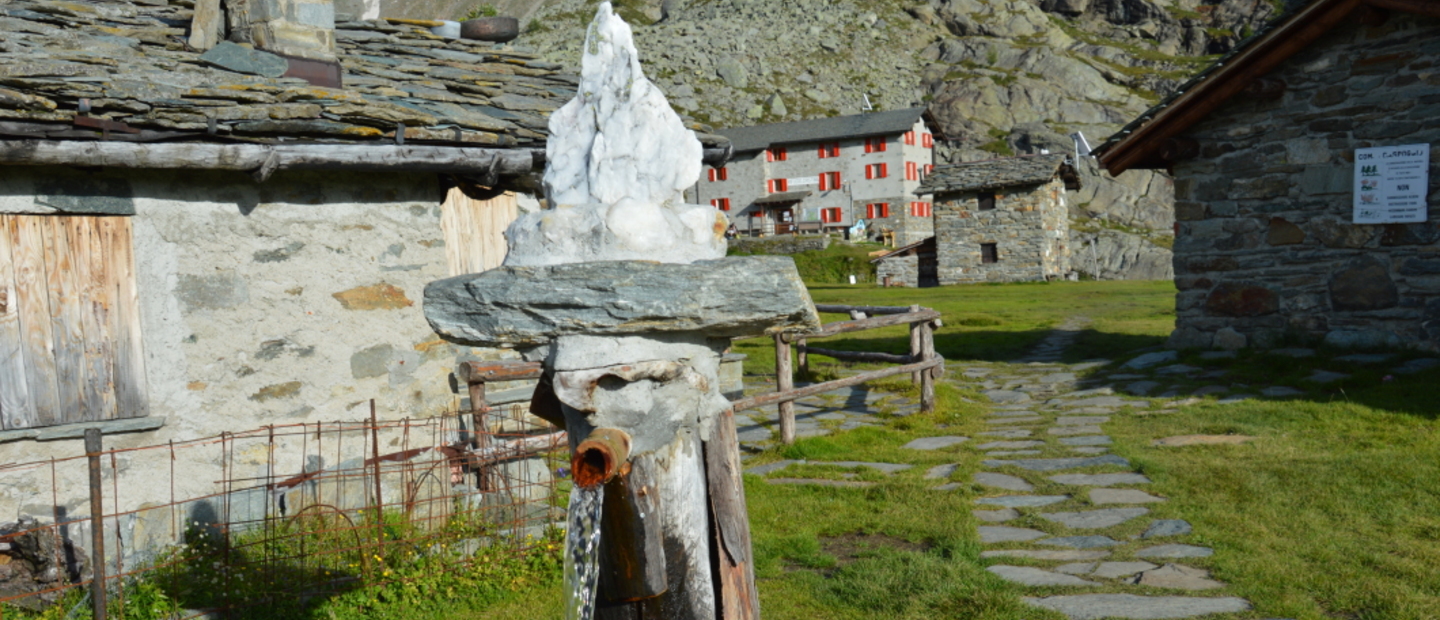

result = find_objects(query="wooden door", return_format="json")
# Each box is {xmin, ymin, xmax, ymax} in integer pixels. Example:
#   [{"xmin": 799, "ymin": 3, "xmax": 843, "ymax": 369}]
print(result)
[{"xmin": 439, "ymin": 187, "xmax": 519, "ymax": 276}]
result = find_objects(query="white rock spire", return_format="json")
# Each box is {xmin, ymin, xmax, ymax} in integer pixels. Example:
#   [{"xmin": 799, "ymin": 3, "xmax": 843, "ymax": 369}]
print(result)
[{"xmin": 504, "ymin": 2, "xmax": 725, "ymax": 266}]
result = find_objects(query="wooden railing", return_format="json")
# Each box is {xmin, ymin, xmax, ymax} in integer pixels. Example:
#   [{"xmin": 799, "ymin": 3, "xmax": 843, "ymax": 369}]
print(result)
[{"xmin": 730, "ymin": 303, "xmax": 944, "ymax": 444}]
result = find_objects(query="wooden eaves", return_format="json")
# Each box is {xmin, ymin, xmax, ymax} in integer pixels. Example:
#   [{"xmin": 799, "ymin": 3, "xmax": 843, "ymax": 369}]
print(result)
[{"xmin": 1094, "ymin": 0, "xmax": 1440, "ymax": 176}]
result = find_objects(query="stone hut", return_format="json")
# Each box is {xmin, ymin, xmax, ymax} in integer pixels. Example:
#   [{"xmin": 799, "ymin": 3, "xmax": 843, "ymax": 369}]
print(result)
[
  {"xmin": 0, "ymin": 0, "xmax": 728, "ymax": 561},
  {"xmin": 1094, "ymin": 0, "xmax": 1440, "ymax": 351},
  {"xmin": 873, "ymin": 237, "xmax": 938, "ymax": 288},
  {"xmin": 886, "ymin": 153, "xmax": 1078, "ymax": 285}
]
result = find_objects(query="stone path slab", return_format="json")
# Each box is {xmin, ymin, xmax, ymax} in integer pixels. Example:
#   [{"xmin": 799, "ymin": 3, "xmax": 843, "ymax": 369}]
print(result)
[
  {"xmin": 1142, "ymin": 520, "xmax": 1193, "ymax": 539},
  {"xmin": 973, "ymin": 507, "xmax": 1020, "ymax": 522},
  {"xmin": 1092, "ymin": 561, "xmax": 1159, "ymax": 579},
  {"xmin": 1059, "ymin": 435, "xmax": 1112, "ymax": 446},
  {"xmin": 981, "ymin": 549, "xmax": 1111, "ymax": 561},
  {"xmin": 1260, "ymin": 386, "xmax": 1304, "ymax": 397},
  {"xmin": 1306, "ymin": 369, "xmax": 1350, "ymax": 383},
  {"xmin": 1056, "ymin": 416, "xmax": 1111, "ymax": 425},
  {"xmin": 1050, "ymin": 425, "xmax": 1105, "ymax": 435},
  {"xmin": 1039, "ymin": 535, "xmax": 1123, "ymax": 548},
  {"xmin": 744, "ymin": 460, "xmax": 800, "ymax": 476},
  {"xmin": 765, "ymin": 478, "xmax": 875, "ymax": 488},
  {"xmin": 1122, "ymin": 351, "xmax": 1178, "ymax": 369},
  {"xmin": 1136, "ymin": 544, "xmax": 1214, "ymax": 559},
  {"xmin": 901, "ymin": 436, "xmax": 969, "ymax": 450},
  {"xmin": 984, "ymin": 455, "xmax": 1129, "ymax": 471},
  {"xmin": 990, "ymin": 410, "xmax": 1038, "ymax": 417},
  {"xmin": 1091, "ymin": 488, "xmax": 1166, "ymax": 504},
  {"xmin": 989, "ymin": 565, "xmax": 1099, "ymax": 587},
  {"xmin": 976, "ymin": 440, "xmax": 1046, "ymax": 449},
  {"xmin": 1025, "ymin": 594, "xmax": 1250, "ymax": 619},
  {"xmin": 976, "ymin": 494, "xmax": 1068, "ymax": 507},
  {"xmin": 981, "ymin": 429, "xmax": 1034, "ymax": 438},
  {"xmin": 979, "ymin": 526, "xmax": 1048, "ymax": 543},
  {"xmin": 985, "ymin": 389, "xmax": 1032, "ymax": 403},
  {"xmin": 925, "ymin": 464, "xmax": 957, "ymax": 479},
  {"xmin": 988, "ymin": 449, "xmax": 1043, "ymax": 456},
  {"xmin": 1069, "ymin": 447, "xmax": 1110, "ymax": 454},
  {"xmin": 973, "ymin": 472, "xmax": 1034, "ymax": 492},
  {"xmin": 1039, "ymin": 507, "xmax": 1149, "ymax": 529},
  {"xmin": 1049, "ymin": 473, "xmax": 1152, "ymax": 486},
  {"xmin": 1132, "ymin": 564, "xmax": 1224, "ymax": 590}
]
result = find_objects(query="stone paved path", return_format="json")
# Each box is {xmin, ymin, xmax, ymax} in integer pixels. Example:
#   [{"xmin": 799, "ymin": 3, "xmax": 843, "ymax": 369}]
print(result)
[{"xmin": 954, "ymin": 326, "xmax": 1252, "ymax": 618}]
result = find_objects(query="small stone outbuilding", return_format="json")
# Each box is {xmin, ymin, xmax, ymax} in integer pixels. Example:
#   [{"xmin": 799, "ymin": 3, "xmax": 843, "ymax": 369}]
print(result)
[
  {"xmin": 1095, "ymin": 0, "xmax": 1440, "ymax": 351},
  {"xmin": 889, "ymin": 153, "xmax": 1078, "ymax": 285}
]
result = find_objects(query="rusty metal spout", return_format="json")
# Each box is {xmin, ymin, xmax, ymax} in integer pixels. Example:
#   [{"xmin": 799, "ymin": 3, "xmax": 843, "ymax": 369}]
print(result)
[{"xmin": 572, "ymin": 428, "xmax": 631, "ymax": 488}]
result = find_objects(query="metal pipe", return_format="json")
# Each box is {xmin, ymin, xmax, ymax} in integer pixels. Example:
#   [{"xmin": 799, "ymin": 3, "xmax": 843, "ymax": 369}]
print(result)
[{"xmin": 571, "ymin": 428, "xmax": 631, "ymax": 488}]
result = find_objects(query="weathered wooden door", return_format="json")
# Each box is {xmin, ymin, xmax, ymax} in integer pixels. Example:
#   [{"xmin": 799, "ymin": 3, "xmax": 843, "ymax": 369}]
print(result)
[
  {"xmin": 439, "ymin": 187, "xmax": 519, "ymax": 276},
  {"xmin": 0, "ymin": 215, "xmax": 147, "ymax": 430}
]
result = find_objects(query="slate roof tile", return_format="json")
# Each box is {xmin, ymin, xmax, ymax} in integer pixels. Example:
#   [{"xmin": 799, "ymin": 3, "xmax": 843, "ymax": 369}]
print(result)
[{"xmin": 916, "ymin": 153, "xmax": 1069, "ymax": 195}]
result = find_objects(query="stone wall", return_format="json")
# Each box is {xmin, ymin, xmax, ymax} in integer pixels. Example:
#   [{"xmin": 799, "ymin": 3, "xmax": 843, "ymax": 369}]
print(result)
[
  {"xmin": 1168, "ymin": 13, "xmax": 1440, "ymax": 351},
  {"xmin": 934, "ymin": 177, "xmax": 1072, "ymax": 283},
  {"xmin": 878, "ymin": 254, "xmax": 919, "ymax": 287},
  {"xmin": 729, "ymin": 234, "xmax": 830, "ymax": 255},
  {"xmin": 0, "ymin": 166, "xmax": 540, "ymax": 542}
]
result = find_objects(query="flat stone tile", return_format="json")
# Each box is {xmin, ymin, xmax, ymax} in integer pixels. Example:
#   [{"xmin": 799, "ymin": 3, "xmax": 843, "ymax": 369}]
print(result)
[
  {"xmin": 1070, "ymin": 361, "xmax": 1110, "ymax": 371},
  {"xmin": 1136, "ymin": 544, "xmax": 1214, "ymax": 559},
  {"xmin": 765, "ymin": 478, "xmax": 875, "ymax": 488},
  {"xmin": 1154, "ymin": 364, "xmax": 1200, "ymax": 375},
  {"xmin": 1142, "ymin": 519, "xmax": 1193, "ymax": 539},
  {"xmin": 988, "ymin": 416, "xmax": 1044, "ymax": 425},
  {"xmin": 1025, "ymin": 594, "xmax": 1251, "ymax": 619},
  {"xmin": 1261, "ymin": 386, "xmax": 1305, "ymax": 397},
  {"xmin": 979, "ymin": 526, "xmax": 1048, "ymax": 543},
  {"xmin": 1092, "ymin": 561, "xmax": 1158, "ymax": 579},
  {"xmin": 1038, "ymin": 372, "xmax": 1078, "ymax": 384},
  {"xmin": 990, "ymin": 409, "xmax": 1038, "ymax": 417},
  {"xmin": 1038, "ymin": 507, "xmax": 1148, "ymax": 529},
  {"xmin": 980, "ymin": 429, "xmax": 1034, "ymax": 438},
  {"xmin": 1049, "ymin": 473, "xmax": 1152, "ymax": 486},
  {"xmin": 988, "ymin": 565, "xmax": 1098, "ymax": 587},
  {"xmin": 1068, "ymin": 447, "xmax": 1110, "ymax": 454},
  {"xmin": 1056, "ymin": 416, "xmax": 1111, "ymax": 425},
  {"xmin": 1121, "ymin": 351, "xmax": 1177, "ymax": 369},
  {"xmin": 1336, "ymin": 353, "xmax": 1394, "ymax": 364},
  {"xmin": 973, "ymin": 507, "xmax": 1021, "ymax": 522},
  {"xmin": 976, "ymin": 494, "xmax": 1069, "ymax": 508},
  {"xmin": 1125, "ymin": 380, "xmax": 1161, "ymax": 395},
  {"xmin": 1192, "ymin": 385, "xmax": 1228, "ymax": 397},
  {"xmin": 1091, "ymin": 488, "xmax": 1166, "ymax": 504},
  {"xmin": 976, "ymin": 440, "xmax": 1046, "ymax": 450},
  {"xmin": 983, "ymin": 454, "xmax": 1130, "ymax": 472},
  {"xmin": 1054, "ymin": 562, "xmax": 1097, "ymax": 575},
  {"xmin": 1038, "ymin": 535, "xmax": 1122, "ymax": 549},
  {"xmin": 925, "ymin": 464, "xmax": 958, "ymax": 479},
  {"xmin": 1058, "ymin": 435, "xmax": 1112, "ymax": 446},
  {"xmin": 1051, "ymin": 396, "xmax": 1133, "ymax": 408},
  {"xmin": 1133, "ymin": 564, "xmax": 1224, "ymax": 590},
  {"xmin": 744, "ymin": 460, "xmax": 800, "ymax": 476},
  {"xmin": 1306, "ymin": 369, "xmax": 1350, "ymax": 383},
  {"xmin": 817, "ymin": 461, "xmax": 913, "ymax": 474},
  {"xmin": 985, "ymin": 389, "xmax": 1032, "ymax": 403},
  {"xmin": 902, "ymin": 436, "xmax": 969, "ymax": 450},
  {"xmin": 1049, "ymin": 425, "xmax": 1104, "ymax": 436},
  {"xmin": 980, "ymin": 549, "xmax": 1110, "ymax": 561},
  {"xmin": 973, "ymin": 472, "xmax": 1034, "ymax": 492},
  {"xmin": 988, "ymin": 449, "xmax": 1043, "ymax": 456}
]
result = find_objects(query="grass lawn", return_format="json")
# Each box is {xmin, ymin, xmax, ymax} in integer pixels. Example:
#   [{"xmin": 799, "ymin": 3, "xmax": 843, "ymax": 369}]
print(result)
[{"xmin": 429, "ymin": 279, "xmax": 1438, "ymax": 620}]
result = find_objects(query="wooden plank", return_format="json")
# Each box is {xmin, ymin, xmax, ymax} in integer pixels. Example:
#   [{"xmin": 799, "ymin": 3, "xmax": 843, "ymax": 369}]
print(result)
[
  {"xmin": 920, "ymin": 321, "xmax": 936, "ymax": 413},
  {"xmin": 44, "ymin": 217, "xmax": 87, "ymax": 424},
  {"xmin": 597, "ymin": 454, "xmax": 667, "ymax": 603},
  {"xmin": 704, "ymin": 409, "xmax": 759, "ymax": 620},
  {"xmin": 775, "ymin": 334, "xmax": 795, "ymax": 445},
  {"xmin": 79, "ymin": 217, "xmax": 118, "ymax": 421},
  {"xmin": 729, "ymin": 357, "xmax": 943, "ymax": 413},
  {"xmin": 440, "ymin": 187, "xmax": 467, "ymax": 277},
  {"xmin": 0, "ymin": 215, "xmax": 35, "ymax": 430},
  {"xmin": 813, "ymin": 304, "xmax": 913, "ymax": 315},
  {"xmin": 478, "ymin": 192, "xmax": 516, "ymax": 271},
  {"xmin": 0, "ymin": 142, "xmax": 540, "ymax": 177},
  {"xmin": 795, "ymin": 345, "xmax": 912, "ymax": 364},
  {"xmin": 455, "ymin": 360, "xmax": 543, "ymax": 384},
  {"xmin": 9, "ymin": 215, "xmax": 60, "ymax": 426},
  {"xmin": 107, "ymin": 218, "xmax": 148, "ymax": 419},
  {"xmin": 909, "ymin": 305, "xmax": 922, "ymax": 386},
  {"xmin": 781, "ymin": 309, "xmax": 941, "ymax": 342}
]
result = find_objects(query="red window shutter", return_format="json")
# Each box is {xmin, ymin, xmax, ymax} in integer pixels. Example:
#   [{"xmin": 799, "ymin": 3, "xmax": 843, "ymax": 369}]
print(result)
[
  {"xmin": 864, "ymin": 166, "xmax": 873, "ymax": 180},
  {"xmin": 878, "ymin": 163, "xmax": 887, "ymax": 178},
  {"xmin": 723, "ymin": 198, "xmax": 732, "ymax": 211},
  {"xmin": 819, "ymin": 174, "xmax": 829, "ymax": 191},
  {"xmin": 923, "ymin": 134, "xmax": 933, "ymax": 148},
  {"xmin": 707, "ymin": 169, "xmax": 716, "ymax": 182},
  {"xmin": 878, "ymin": 139, "xmax": 886, "ymax": 152},
  {"xmin": 777, "ymin": 147, "xmax": 787, "ymax": 161},
  {"xmin": 766, "ymin": 149, "xmax": 773, "ymax": 163},
  {"xmin": 881, "ymin": 203, "xmax": 890, "ymax": 218},
  {"xmin": 925, "ymin": 164, "xmax": 933, "ymax": 175},
  {"xmin": 719, "ymin": 167, "xmax": 728, "ymax": 180},
  {"xmin": 779, "ymin": 178, "xmax": 788, "ymax": 192},
  {"xmin": 830, "ymin": 143, "xmax": 839, "ymax": 157},
  {"xmin": 832, "ymin": 172, "xmax": 841, "ymax": 186}
]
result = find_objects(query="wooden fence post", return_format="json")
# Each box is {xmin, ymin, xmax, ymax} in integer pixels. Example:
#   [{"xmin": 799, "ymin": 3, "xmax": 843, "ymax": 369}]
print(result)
[
  {"xmin": 797, "ymin": 338, "xmax": 808, "ymax": 379},
  {"xmin": 775, "ymin": 334, "xmax": 795, "ymax": 445},
  {"xmin": 908, "ymin": 305, "xmax": 922, "ymax": 386},
  {"xmin": 84, "ymin": 429, "xmax": 107, "ymax": 620},
  {"xmin": 919, "ymin": 320, "xmax": 936, "ymax": 413}
]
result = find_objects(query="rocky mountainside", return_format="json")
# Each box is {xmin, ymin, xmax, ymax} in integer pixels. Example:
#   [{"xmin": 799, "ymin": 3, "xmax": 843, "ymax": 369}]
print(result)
[{"xmin": 427, "ymin": 0, "xmax": 1287, "ymax": 280}]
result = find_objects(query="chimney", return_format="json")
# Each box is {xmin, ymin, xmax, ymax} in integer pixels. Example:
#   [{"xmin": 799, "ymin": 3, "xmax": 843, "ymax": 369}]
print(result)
[{"xmin": 225, "ymin": 0, "xmax": 337, "ymax": 64}]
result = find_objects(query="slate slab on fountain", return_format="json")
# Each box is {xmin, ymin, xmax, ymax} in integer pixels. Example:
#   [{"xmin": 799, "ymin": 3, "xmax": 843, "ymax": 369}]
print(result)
[{"xmin": 425, "ymin": 256, "xmax": 820, "ymax": 346}]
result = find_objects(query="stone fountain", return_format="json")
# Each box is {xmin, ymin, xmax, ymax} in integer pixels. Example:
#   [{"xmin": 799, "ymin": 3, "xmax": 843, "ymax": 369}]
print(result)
[{"xmin": 424, "ymin": 4, "xmax": 819, "ymax": 618}]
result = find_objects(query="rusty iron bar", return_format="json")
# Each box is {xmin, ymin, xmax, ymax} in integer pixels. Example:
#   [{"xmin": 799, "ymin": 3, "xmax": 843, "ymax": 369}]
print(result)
[
  {"xmin": 84, "ymin": 429, "xmax": 107, "ymax": 620},
  {"xmin": 370, "ymin": 401, "xmax": 384, "ymax": 543}
]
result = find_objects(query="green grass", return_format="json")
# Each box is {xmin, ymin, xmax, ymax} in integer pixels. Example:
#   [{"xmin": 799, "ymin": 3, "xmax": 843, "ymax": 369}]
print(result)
[{"xmin": 1106, "ymin": 351, "xmax": 1440, "ymax": 619}]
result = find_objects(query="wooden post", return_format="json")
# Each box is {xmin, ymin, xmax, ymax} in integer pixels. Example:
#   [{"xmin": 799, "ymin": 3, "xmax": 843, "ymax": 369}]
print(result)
[
  {"xmin": 796, "ymin": 338, "xmax": 808, "ymax": 379},
  {"xmin": 467, "ymin": 380, "xmax": 493, "ymax": 491},
  {"xmin": 919, "ymin": 321, "xmax": 936, "ymax": 413},
  {"xmin": 84, "ymin": 428, "xmax": 106, "ymax": 620},
  {"xmin": 596, "ymin": 456, "xmax": 667, "ymax": 607},
  {"xmin": 775, "ymin": 334, "xmax": 795, "ymax": 445},
  {"xmin": 704, "ymin": 409, "xmax": 759, "ymax": 620},
  {"xmin": 369, "ymin": 400, "xmax": 384, "ymax": 535},
  {"xmin": 908, "ymin": 305, "xmax": 922, "ymax": 386}
]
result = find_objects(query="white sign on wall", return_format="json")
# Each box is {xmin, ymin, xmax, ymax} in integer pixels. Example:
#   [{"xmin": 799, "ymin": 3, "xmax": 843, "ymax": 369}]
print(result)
[{"xmin": 1353, "ymin": 143, "xmax": 1430, "ymax": 224}]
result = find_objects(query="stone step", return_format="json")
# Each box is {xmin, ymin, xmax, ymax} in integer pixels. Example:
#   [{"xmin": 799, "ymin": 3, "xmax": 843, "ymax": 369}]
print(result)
[
  {"xmin": 1025, "ymin": 593, "xmax": 1250, "ymax": 619},
  {"xmin": 983, "ymin": 454, "xmax": 1130, "ymax": 471}
]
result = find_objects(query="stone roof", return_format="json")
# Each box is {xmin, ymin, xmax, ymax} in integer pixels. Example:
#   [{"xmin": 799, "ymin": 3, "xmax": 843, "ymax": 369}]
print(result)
[
  {"xmin": 718, "ymin": 107, "xmax": 934, "ymax": 153},
  {"xmin": 916, "ymin": 154, "xmax": 1071, "ymax": 195},
  {"xmin": 0, "ymin": 0, "xmax": 727, "ymax": 156}
]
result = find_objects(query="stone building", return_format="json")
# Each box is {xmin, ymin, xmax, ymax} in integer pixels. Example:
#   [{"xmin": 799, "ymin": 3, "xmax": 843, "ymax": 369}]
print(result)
[
  {"xmin": 694, "ymin": 108, "xmax": 941, "ymax": 244},
  {"xmin": 1094, "ymin": 0, "xmax": 1440, "ymax": 351},
  {"xmin": 0, "ymin": 0, "xmax": 727, "ymax": 564},
  {"xmin": 874, "ymin": 154, "xmax": 1077, "ymax": 286}
]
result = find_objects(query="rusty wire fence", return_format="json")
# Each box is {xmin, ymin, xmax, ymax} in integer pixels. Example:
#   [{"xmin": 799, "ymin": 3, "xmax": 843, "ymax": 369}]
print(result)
[{"xmin": 0, "ymin": 399, "xmax": 566, "ymax": 619}]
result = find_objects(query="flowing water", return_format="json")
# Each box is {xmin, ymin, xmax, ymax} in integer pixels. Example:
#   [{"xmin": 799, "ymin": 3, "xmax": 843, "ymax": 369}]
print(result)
[{"xmin": 564, "ymin": 484, "xmax": 605, "ymax": 620}]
